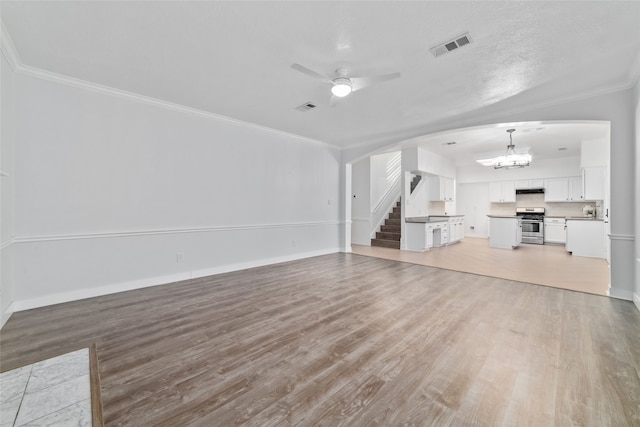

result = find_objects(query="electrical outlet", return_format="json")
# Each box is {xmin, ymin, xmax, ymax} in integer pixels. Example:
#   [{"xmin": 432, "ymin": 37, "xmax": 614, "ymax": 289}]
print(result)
[{"xmin": 176, "ymin": 252, "xmax": 184, "ymax": 263}]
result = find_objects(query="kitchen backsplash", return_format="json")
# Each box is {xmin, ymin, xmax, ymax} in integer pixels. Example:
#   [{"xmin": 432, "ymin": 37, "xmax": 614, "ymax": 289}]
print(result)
[
  {"xmin": 429, "ymin": 201, "xmax": 446, "ymax": 215},
  {"xmin": 490, "ymin": 193, "xmax": 601, "ymax": 217}
]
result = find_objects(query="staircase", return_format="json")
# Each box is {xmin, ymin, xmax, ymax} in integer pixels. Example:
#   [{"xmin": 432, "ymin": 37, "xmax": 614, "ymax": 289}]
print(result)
[
  {"xmin": 371, "ymin": 200, "xmax": 402, "ymax": 249},
  {"xmin": 370, "ymin": 175, "xmax": 422, "ymax": 250}
]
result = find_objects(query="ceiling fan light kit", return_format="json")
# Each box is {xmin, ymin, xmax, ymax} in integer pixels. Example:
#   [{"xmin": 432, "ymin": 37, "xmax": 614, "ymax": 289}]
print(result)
[
  {"xmin": 331, "ymin": 78, "xmax": 352, "ymax": 97},
  {"xmin": 291, "ymin": 63, "xmax": 400, "ymax": 103},
  {"xmin": 477, "ymin": 129, "xmax": 532, "ymax": 169}
]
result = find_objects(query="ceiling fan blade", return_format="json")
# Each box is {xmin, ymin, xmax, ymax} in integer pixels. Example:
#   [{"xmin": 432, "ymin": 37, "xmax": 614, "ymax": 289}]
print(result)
[
  {"xmin": 290, "ymin": 63, "xmax": 331, "ymax": 83},
  {"xmin": 350, "ymin": 72, "xmax": 401, "ymax": 92},
  {"xmin": 329, "ymin": 94, "xmax": 340, "ymax": 107}
]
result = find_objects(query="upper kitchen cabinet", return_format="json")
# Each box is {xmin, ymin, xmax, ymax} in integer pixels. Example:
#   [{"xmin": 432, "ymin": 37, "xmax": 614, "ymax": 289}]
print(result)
[
  {"xmin": 489, "ymin": 181, "xmax": 516, "ymax": 203},
  {"xmin": 545, "ymin": 177, "xmax": 584, "ymax": 202},
  {"xmin": 582, "ymin": 167, "xmax": 606, "ymax": 200},
  {"xmin": 514, "ymin": 179, "xmax": 544, "ymax": 189},
  {"xmin": 430, "ymin": 176, "xmax": 454, "ymax": 201}
]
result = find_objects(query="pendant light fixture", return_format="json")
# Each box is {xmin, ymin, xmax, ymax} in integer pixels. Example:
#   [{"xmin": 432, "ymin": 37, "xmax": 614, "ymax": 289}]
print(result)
[{"xmin": 477, "ymin": 129, "xmax": 531, "ymax": 169}]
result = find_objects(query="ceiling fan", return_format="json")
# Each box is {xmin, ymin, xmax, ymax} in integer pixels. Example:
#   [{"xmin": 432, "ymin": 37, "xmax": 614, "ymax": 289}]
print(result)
[{"xmin": 290, "ymin": 63, "xmax": 401, "ymax": 103}]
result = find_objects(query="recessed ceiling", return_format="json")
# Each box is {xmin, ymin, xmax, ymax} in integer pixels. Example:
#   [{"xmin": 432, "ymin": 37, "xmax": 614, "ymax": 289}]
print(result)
[
  {"xmin": 1, "ymin": 1, "xmax": 639, "ymax": 150},
  {"xmin": 398, "ymin": 121, "xmax": 610, "ymax": 167}
]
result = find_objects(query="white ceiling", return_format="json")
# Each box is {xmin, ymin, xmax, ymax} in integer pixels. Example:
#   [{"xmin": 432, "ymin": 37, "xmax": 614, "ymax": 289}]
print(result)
[
  {"xmin": 399, "ymin": 121, "xmax": 610, "ymax": 167},
  {"xmin": 1, "ymin": 1, "xmax": 639, "ymax": 152}
]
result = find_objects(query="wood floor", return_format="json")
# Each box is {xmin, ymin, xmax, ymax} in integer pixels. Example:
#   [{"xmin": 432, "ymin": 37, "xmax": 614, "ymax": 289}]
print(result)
[
  {"xmin": 352, "ymin": 237, "xmax": 610, "ymax": 296},
  {"xmin": 1, "ymin": 253, "xmax": 639, "ymax": 426}
]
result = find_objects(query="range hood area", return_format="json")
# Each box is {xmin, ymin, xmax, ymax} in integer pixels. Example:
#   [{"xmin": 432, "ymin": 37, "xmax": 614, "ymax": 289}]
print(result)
[{"xmin": 516, "ymin": 188, "xmax": 545, "ymax": 194}]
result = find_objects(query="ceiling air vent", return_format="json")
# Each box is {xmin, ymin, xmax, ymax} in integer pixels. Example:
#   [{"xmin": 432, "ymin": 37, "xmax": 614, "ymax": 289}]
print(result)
[
  {"xmin": 295, "ymin": 102, "xmax": 316, "ymax": 112},
  {"xmin": 430, "ymin": 32, "xmax": 472, "ymax": 58}
]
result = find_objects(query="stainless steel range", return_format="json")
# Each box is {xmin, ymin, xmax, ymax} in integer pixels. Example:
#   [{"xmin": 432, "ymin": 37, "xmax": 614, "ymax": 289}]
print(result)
[{"xmin": 516, "ymin": 207, "xmax": 545, "ymax": 245}]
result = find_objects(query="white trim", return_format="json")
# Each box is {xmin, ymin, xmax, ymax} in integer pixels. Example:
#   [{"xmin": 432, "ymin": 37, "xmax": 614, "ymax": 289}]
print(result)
[
  {"xmin": 351, "ymin": 218, "xmax": 369, "ymax": 222},
  {"xmin": 13, "ymin": 221, "xmax": 342, "ymax": 243},
  {"xmin": 11, "ymin": 247, "xmax": 340, "ymax": 312},
  {"xmin": 0, "ymin": 16, "xmax": 339, "ymax": 151},
  {"xmin": 608, "ymin": 288, "xmax": 633, "ymax": 302},
  {"xmin": 633, "ymin": 292, "xmax": 640, "ymax": 313},
  {"xmin": 608, "ymin": 234, "xmax": 635, "ymax": 241},
  {"xmin": 628, "ymin": 48, "xmax": 640, "ymax": 89},
  {"xmin": 0, "ymin": 21, "xmax": 20, "ymax": 72},
  {"xmin": 1, "ymin": 239, "xmax": 14, "ymax": 250},
  {"xmin": 14, "ymin": 63, "xmax": 340, "ymax": 150},
  {"xmin": 372, "ymin": 175, "xmax": 401, "ymax": 214},
  {"xmin": 1, "ymin": 303, "xmax": 14, "ymax": 330}
]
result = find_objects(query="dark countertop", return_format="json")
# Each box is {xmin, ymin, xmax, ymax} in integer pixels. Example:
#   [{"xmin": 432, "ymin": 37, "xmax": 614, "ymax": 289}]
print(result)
[{"xmin": 405, "ymin": 217, "xmax": 448, "ymax": 224}]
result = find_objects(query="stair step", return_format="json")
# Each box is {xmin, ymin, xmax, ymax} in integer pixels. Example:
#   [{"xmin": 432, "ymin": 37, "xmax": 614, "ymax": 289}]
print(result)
[
  {"xmin": 389, "ymin": 212, "xmax": 400, "ymax": 219},
  {"xmin": 392, "ymin": 207, "xmax": 401, "ymax": 214},
  {"xmin": 385, "ymin": 218, "xmax": 401, "ymax": 226},
  {"xmin": 381, "ymin": 225, "xmax": 401, "ymax": 233},
  {"xmin": 371, "ymin": 239, "xmax": 401, "ymax": 249},
  {"xmin": 376, "ymin": 231, "xmax": 401, "ymax": 241}
]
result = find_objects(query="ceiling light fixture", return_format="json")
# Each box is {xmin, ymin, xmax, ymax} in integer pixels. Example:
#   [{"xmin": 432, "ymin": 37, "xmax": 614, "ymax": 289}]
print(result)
[
  {"xmin": 331, "ymin": 78, "xmax": 352, "ymax": 97},
  {"xmin": 477, "ymin": 129, "xmax": 531, "ymax": 169}
]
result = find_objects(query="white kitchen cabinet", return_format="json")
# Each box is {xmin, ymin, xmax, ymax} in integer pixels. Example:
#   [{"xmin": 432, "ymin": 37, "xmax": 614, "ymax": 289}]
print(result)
[
  {"xmin": 429, "ymin": 176, "xmax": 454, "ymax": 202},
  {"xmin": 515, "ymin": 179, "xmax": 544, "ymax": 189},
  {"xmin": 569, "ymin": 177, "xmax": 584, "ymax": 201},
  {"xmin": 582, "ymin": 167, "xmax": 605, "ymax": 201},
  {"xmin": 430, "ymin": 216, "xmax": 464, "ymax": 243},
  {"xmin": 544, "ymin": 177, "xmax": 584, "ymax": 202},
  {"xmin": 544, "ymin": 217, "xmax": 566, "ymax": 244},
  {"xmin": 489, "ymin": 181, "xmax": 516, "ymax": 203},
  {"xmin": 566, "ymin": 219, "xmax": 605, "ymax": 258},
  {"xmin": 488, "ymin": 216, "xmax": 521, "ymax": 249},
  {"xmin": 405, "ymin": 221, "xmax": 448, "ymax": 251}
]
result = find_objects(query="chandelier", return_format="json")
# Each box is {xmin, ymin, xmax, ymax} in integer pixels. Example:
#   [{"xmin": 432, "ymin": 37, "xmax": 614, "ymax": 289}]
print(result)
[{"xmin": 477, "ymin": 129, "xmax": 531, "ymax": 169}]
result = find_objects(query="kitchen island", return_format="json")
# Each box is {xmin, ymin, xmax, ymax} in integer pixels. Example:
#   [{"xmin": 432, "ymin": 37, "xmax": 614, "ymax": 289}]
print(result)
[
  {"xmin": 488, "ymin": 215, "xmax": 522, "ymax": 249},
  {"xmin": 566, "ymin": 218, "xmax": 606, "ymax": 258}
]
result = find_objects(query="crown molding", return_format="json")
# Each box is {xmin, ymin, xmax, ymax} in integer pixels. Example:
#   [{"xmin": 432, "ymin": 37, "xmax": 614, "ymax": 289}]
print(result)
[
  {"xmin": 628, "ymin": 50, "xmax": 640, "ymax": 89},
  {"xmin": 17, "ymin": 63, "xmax": 341, "ymax": 150},
  {"xmin": 0, "ymin": 21, "xmax": 20, "ymax": 71},
  {"xmin": 0, "ymin": 18, "xmax": 340, "ymax": 151}
]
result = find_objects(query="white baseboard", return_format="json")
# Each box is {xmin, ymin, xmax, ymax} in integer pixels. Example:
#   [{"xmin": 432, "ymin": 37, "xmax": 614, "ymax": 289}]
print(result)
[
  {"xmin": 608, "ymin": 288, "xmax": 634, "ymax": 301},
  {"xmin": 633, "ymin": 293, "xmax": 640, "ymax": 312},
  {"xmin": 189, "ymin": 248, "xmax": 339, "ymax": 281},
  {"xmin": 1, "ymin": 303, "xmax": 14, "ymax": 330},
  {"xmin": 10, "ymin": 248, "xmax": 340, "ymax": 313}
]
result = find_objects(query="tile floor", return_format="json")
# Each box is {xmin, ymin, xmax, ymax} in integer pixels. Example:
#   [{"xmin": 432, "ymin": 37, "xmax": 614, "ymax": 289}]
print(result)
[{"xmin": 0, "ymin": 348, "xmax": 91, "ymax": 426}]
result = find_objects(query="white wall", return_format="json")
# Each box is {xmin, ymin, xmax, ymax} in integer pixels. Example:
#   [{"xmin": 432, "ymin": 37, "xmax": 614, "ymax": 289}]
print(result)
[
  {"xmin": 402, "ymin": 147, "xmax": 456, "ymax": 178},
  {"xmin": 8, "ymin": 72, "xmax": 342, "ymax": 311},
  {"xmin": 457, "ymin": 183, "xmax": 490, "ymax": 238},
  {"xmin": 1, "ymin": 51, "xmax": 16, "ymax": 327},
  {"xmin": 370, "ymin": 152, "xmax": 400, "ymax": 208},
  {"xmin": 350, "ymin": 157, "xmax": 371, "ymax": 245},
  {"xmin": 634, "ymin": 78, "xmax": 640, "ymax": 311}
]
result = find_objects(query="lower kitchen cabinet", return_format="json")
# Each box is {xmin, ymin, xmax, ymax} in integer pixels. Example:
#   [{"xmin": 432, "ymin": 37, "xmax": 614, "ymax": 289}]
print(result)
[
  {"xmin": 405, "ymin": 221, "xmax": 448, "ymax": 251},
  {"xmin": 429, "ymin": 216, "xmax": 464, "ymax": 244},
  {"xmin": 544, "ymin": 217, "xmax": 566, "ymax": 244},
  {"xmin": 566, "ymin": 219, "xmax": 605, "ymax": 258}
]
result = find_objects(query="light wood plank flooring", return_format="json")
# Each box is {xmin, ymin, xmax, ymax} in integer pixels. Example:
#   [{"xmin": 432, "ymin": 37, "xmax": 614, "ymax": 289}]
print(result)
[
  {"xmin": 352, "ymin": 237, "xmax": 610, "ymax": 296},
  {"xmin": 1, "ymin": 254, "xmax": 638, "ymax": 426}
]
